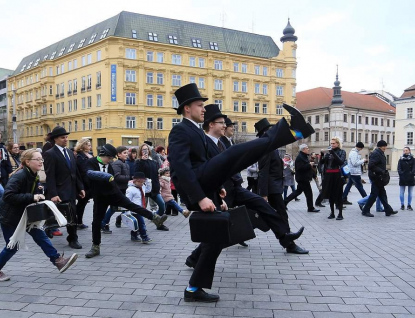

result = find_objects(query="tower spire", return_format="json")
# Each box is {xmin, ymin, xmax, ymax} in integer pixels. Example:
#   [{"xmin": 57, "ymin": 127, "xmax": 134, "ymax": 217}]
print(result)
[
  {"xmin": 332, "ymin": 65, "xmax": 343, "ymax": 105},
  {"xmin": 280, "ymin": 18, "xmax": 298, "ymax": 42}
]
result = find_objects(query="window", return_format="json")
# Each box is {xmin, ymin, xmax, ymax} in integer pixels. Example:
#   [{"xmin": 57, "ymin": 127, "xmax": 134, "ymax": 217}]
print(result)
[
  {"xmin": 172, "ymin": 96, "xmax": 179, "ymax": 109},
  {"xmin": 172, "ymin": 75, "xmax": 181, "ymax": 86},
  {"xmin": 215, "ymin": 100, "xmax": 223, "ymax": 110},
  {"xmin": 351, "ymin": 115, "xmax": 355, "ymax": 124},
  {"xmin": 344, "ymin": 114, "xmax": 348, "ymax": 122},
  {"xmin": 147, "ymin": 117, "xmax": 154, "ymax": 129},
  {"xmin": 126, "ymin": 48, "xmax": 136, "ymax": 59},
  {"xmin": 242, "ymin": 82, "xmax": 247, "ymax": 93},
  {"xmin": 262, "ymin": 103, "xmax": 268, "ymax": 114},
  {"xmin": 126, "ymin": 70, "xmax": 136, "ymax": 82},
  {"xmin": 68, "ymin": 61, "xmax": 72, "ymax": 71},
  {"xmin": 126, "ymin": 93, "xmax": 136, "ymax": 105},
  {"xmin": 233, "ymin": 101, "xmax": 239, "ymax": 112},
  {"xmin": 73, "ymin": 79, "xmax": 77, "ymax": 93},
  {"xmin": 307, "ymin": 116, "xmax": 312, "ymax": 123},
  {"xmin": 126, "ymin": 116, "xmax": 136, "ymax": 129},
  {"xmin": 73, "ymin": 59, "xmax": 78, "ymax": 69},
  {"xmin": 87, "ymin": 96, "xmax": 92, "ymax": 108},
  {"xmin": 387, "ymin": 119, "xmax": 390, "ymax": 127},
  {"xmin": 172, "ymin": 118, "xmax": 180, "ymax": 127},
  {"xmin": 97, "ymin": 94, "xmax": 101, "ymax": 107},
  {"xmin": 199, "ymin": 77, "xmax": 205, "ymax": 89},
  {"xmin": 241, "ymin": 101, "xmax": 247, "ymax": 113},
  {"xmin": 315, "ymin": 132, "xmax": 320, "ymax": 141},
  {"xmin": 74, "ymin": 121, "xmax": 78, "ymax": 132},
  {"xmin": 234, "ymin": 63, "xmax": 239, "ymax": 72},
  {"xmin": 96, "ymin": 72, "xmax": 101, "ymax": 88},
  {"xmin": 276, "ymin": 68, "xmax": 283, "ymax": 77},
  {"xmin": 96, "ymin": 117, "xmax": 102, "ymax": 129},
  {"xmin": 315, "ymin": 115, "xmax": 320, "ymax": 124},
  {"xmin": 372, "ymin": 133, "xmax": 378, "ymax": 143},
  {"xmin": 292, "ymin": 87, "xmax": 296, "ymax": 97},
  {"xmin": 132, "ymin": 30, "xmax": 137, "ymax": 39},
  {"xmin": 172, "ymin": 54, "xmax": 182, "ymax": 65},
  {"xmin": 254, "ymin": 83, "xmax": 260, "ymax": 94},
  {"xmin": 209, "ymin": 42, "xmax": 218, "ymax": 50},
  {"xmin": 88, "ymin": 33, "xmax": 97, "ymax": 44},
  {"xmin": 68, "ymin": 80, "xmax": 72, "ymax": 93},
  {"xmin": 82, "ymin": 119, "xmax": 86, "ymax": 131},
  {"xmin": 407, "ymin": 108, "xmax": 413, "ymax": 119},
  {"xmin": 147, "ymin": 72, "xmax": 154, "ymax": 84},
  {"xmin": 67, "ymin": 43, "xmax": 75, "ymax": 53},
  {"xmin": 254, "ymin": 65, "xmax": 260, "ymax": 75},
  {"xmin": 81, "ymin": 56, "xmax": 86, "ymax": 66},
  {"xmin": 386, "ymin": 134, "xmax": 390, "ymax": 144},
  {"xmin": 149, "ymin": 32, "xmax": 158, "ymax": 41},
  {"xmin": 87, "ymin": 54, "xmax": 92, "ymax": 64},
  {"xmin": 365, "ymin": 117, "xmax": 369, "ymax": 125},
  {"xmin": 189, "ymin": 57, "xmax": 196, "ymax": 67},
  {"xmin": 157, "ymin": 95, "xmax": 163, "ymax": 107},
  {"xmin": 157, "ymin": 118, "xmax": 163, "ymax": 130},
  {"xmin": 241, "ymin": 64, "xmax": 247, "ymax": 73},
  {"xmin": 324, "ymin": 132, "xmax": 329, "ymax": 141},
  {"xmin": 381, "ymin": 119, "xmax": 384, "ymax": 126},
  {"xmin": 262, "ymin": 84, "xmax": 268, "ymax": 95},
  {"xmin": 168, "ymin": 35, "xmax": 178, "ymax": 44},
  {"xmin": 87, "ymin": 75, "xmax": 92, "ymax": 90},
  {"xmin": 214, "ymin": 79, "xmax": 223, "ymax": 90},
  {"xmin": 68, "ymin": 100, "xmax": 72, "ymax": 112},
  {"xmin": 147, "ymin": 51, "xmax": 154, "ymax": 62},
  {"xmin": 324, "ymin": 114, "xmax": 329, "ymax": 123},
  {"xmin": 157, "ymin": 52, "xmax": 164, "ymax": 63},
  {"xmin": 73, "ymin": 99, "xmax": 77, "ymax": 111},
  {"xmin": 276, "ymin": 104, "xmax": 283, "ymax": 115},
  {"xmin": 198, "ymin": 58, "xmax": 205, "ymax": 68},
  {"xmin": 191, "ymin": 39, "xmax": 201, "ymax": 48},
  {"xmin": 358, "ymin": 133, "xmax": 362, "ymax": 142},
  {"xmin": 241, "ymin": 122, "xmax": 247, "ymax": 132},
  {"xmin": 263, "ymin": 66, "xmax": 268, "ymax": 76},
  {"xmin": 358, "ymin": 116, "xmax": 362, "ymax": 124},
  {"xmin": 407, "ymin": 132, "xmax": 414, "ymax": 145},
  {"xmin": 371, "ymin": 117, "xmax": 375, "ymax": 125},
  {"xmin": 254, "ymin": 103, "xmax": 260, "ymax": 114},
  {"xmin": 147, "ymin": 94, "xmax": 153, "ymax": 106},
  {"xmin": 343, "ymin": 132, "xmax": 347, "ymax": 142},
  {"xmin": 88, "ymin": 119, "xmax": 93, "ymax": 130},
  {"xmin": 365, "ymin": 133, "xmax": 369, "ymax": 143},
  {"xmin": 233, "ymin": 81, "xmax": 239, "ymax": 92},
  {"xmin": 276, "ymin": 86, "xmax": 284, "ymax": 96},
  {"xmin": 214, "ymin": 60, "xmax": 223, "ymax": 70},
  {"xmin": 189, "ymin": 76, "xmax": 196, "ymax": 84},
  {"xmin": 157, "ymin": 73, "xmax": 164, "ymax": 85}
]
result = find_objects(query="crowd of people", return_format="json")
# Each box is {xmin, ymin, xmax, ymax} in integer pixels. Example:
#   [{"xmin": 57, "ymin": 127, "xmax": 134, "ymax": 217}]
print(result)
[{"xmin": 0, "ymin": 82, "xmax": 412, "ymax": 304}]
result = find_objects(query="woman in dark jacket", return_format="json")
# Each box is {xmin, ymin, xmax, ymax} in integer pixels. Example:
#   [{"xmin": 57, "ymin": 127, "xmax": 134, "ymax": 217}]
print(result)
[
  {"xmin": 0, "ymin": 149, "xmax": 77, "ymax": 281},
  {"xmin": 126, "ymin": 148, "xmax": 138, "ymax": 179},
  {"xmin": 320, "ymin": 137, "xmax": 347, "ymax": 220},
  {"xmin": 398, "ymin": 147, "xmax": 415, "ymax": 211},
  {"xmin": 134, "ymin": 143, "xmax": 168, "ymax": 231},
  {"xmin": 74, "ymin": 138, "xmax": 93, "ymax": 229}
]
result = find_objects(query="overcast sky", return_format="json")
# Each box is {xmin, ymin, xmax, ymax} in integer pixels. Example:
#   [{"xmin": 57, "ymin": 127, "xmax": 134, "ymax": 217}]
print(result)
[{"xmin": 0, "ymin": 0, "xmax": 413, "ymax": 97}]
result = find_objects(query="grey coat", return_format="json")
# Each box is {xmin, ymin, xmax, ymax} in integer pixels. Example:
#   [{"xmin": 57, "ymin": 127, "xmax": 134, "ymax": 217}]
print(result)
[{"xmin": 283, "ymin": 160, "xmax": 295, "ymax": 186}]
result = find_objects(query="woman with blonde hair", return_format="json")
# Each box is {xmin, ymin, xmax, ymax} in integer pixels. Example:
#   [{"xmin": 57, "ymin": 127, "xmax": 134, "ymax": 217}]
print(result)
[
  {"xmin": 7, "ymin": 142, "xmax": 21, "ymax": 176},
  {"xmin": 0, "ymin": 149, "xmax": 78, "ymax": 281},
  {"xmin": 320, "ymin": 137, "xmax": 347, "ymax": 220},
  {"xmin": 75, "ymin": 138, "xmax": 93, "ymax": 229}
]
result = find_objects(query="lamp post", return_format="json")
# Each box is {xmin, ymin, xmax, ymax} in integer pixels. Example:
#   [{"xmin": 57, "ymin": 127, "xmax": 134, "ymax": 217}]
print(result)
[{"xmin": 12, "ymin": 88, "xmax": 17, "ymax": 143}]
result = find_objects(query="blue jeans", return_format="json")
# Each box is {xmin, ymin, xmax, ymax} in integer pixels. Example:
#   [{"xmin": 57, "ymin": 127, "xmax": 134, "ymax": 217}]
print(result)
[
  {"xmin": 358, "ymin": 195, "xmax": 383, "ymax": 211},
  {"xmin": 400, "ymin": 186, "xmax": 414, "ymax": 206},
  {"xmin": 102, "ymin": 206, "xmax": 116, "ymax": 227},
  {"xmin": 343, "ymin": 175, "xmax": 367, "ymax": 200},
  {"xmin": 0, "ymin": 223, "xmax": 60, "ymax": 270},
  {"xmin": 283, "ymin": 185, "xmax": 296, "ymax": 200},
  {"xmin": 149, "ymin": 194, "xmax": 165, "ymax": 216},
  {"xmin": 165, "ymin": 199, "xmax": 184, "ymax": 214},
  {"xmin": 131, "ymin": 213, "xmax": 148, "ymax": 239}
]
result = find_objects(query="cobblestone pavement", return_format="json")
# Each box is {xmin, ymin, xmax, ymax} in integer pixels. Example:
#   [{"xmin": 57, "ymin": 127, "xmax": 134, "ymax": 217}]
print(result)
[{"xmin": 2, "ymin": 172, "xmax": 415, "ymax": 317}]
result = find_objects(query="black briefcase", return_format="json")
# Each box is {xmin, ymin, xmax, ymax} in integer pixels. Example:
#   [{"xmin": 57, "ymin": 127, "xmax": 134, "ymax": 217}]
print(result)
[
  {"xmin": 189, "ymin": 206, "xmax": 256, "ymax": 244},
  {"xmin": 27, "ymin": 202, "xmax": 53, "ymax": 223}
]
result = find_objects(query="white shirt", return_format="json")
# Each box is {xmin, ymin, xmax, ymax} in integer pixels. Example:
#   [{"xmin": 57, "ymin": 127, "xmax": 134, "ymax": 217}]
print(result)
[
  {"xmin": 206, "ymin": 134, "xmax": 219, "ymax": 146},
  {"xmin": 55, "ymin": 144, "xmax": 69, "ymax": 160},
  {"xmin": 225, "ymin": 136, "xmax": 233, "ymax": 145},
  {"xmin": 98, "ymin": 162, "xmax": 109, "ymax": 173},
  {"xmin": 184, "ymin": 117, "xmax": 202, "ymax": 129}
]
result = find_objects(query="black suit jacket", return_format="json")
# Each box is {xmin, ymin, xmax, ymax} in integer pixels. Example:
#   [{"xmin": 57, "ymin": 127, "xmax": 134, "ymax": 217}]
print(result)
[
  {"xmin": 44, "ymin": 145, "xmax": 83, "ymax": 201},
  {"xmin": 168, "ymin": 118, "xmax": 210, "ymax": 207},
  {"xmin": 295, "ymin": 151, "xmax": 313, "ymax": 182},
  {"xmin": 257, "ymin": 150, "xmax": 284, "ymax": 196},
  {"xmin": 86, "ymin": 157, "xmax": 118, "ymax": 197},
  {"xmin": 220, "ymin": 136, "xmax": 232, "ymax": 149}
]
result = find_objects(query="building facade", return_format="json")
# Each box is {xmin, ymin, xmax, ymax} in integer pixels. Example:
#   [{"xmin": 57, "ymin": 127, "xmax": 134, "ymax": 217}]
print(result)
[
  {"xmin": 296, "ymin": 74, "xmax": 396, "ymax": 169},
  {"xmin": 0, "ymin": 68, "xmax": 14, "ymax": 138},
  {"xmin": 391, "ymin": 85, "xmax": 415, "ymax": 171},
  {"xmin": 8, "ymin": 11, "xmax": 298, "ymax": 152}
]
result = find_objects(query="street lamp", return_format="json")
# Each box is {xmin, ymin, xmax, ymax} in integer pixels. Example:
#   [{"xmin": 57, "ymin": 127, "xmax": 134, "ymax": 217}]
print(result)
[{"xmin": 12, "ymin": 88, "xmax": 17, "ymax": 143}]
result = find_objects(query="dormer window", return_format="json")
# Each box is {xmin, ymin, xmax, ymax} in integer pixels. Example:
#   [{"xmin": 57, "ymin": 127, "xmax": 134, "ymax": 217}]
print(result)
[
  {"xmin": 148, "ymin": 32, "xmax": 158, "ymax": 41},
  {"xmin": 100, "ymin": 28, "xmax": 110, "ymax": 39},
  {"xmin": 33, "ymin": 58, "xmax": 40, "ymax": 67},
  {"xmin": 27, "ymin": 61, "xmax": 33, "ymax": 69},
  {"xmin": 78, "ymin": 39, "xmax": 86, "ymax": 48},
  {"xmin": 168, "ymin": 35, "xmax": 178, "ymax": 44},
  {"xmin": 209, "ymin": 42, "xmax": 219, "ymax": 50},
  {"xmin": 58, "ymin": 47, "xmax": 66, "ymax": 57},
  {"xmin": 43, "ymin": 54, "xmax": 49, "ymax": 61},
  {"xmin": 67, "ymin": 43, "xmax": 75, "ymax": 53},
  {"xmin": 21, "ymin": 64, "xmax": 27, "ymax": 72},
  {"xmin": 50, "ymin": 51, "xmax": 57, "ymax": 60},
  {"xmin": 132, "ymin": 30, "xmax": 137, "ymax": 39},
  {"xmin": 191, "ymin": 39, "xmax": 202, "ymax": 48},
  {"xmin": 88, "ymin": 33, "xmax": 97, "ymax": 44}
]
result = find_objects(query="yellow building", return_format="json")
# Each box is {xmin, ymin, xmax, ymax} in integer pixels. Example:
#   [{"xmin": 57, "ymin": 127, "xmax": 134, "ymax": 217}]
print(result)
[{"xmin": 8, "ymin": 11, "xmax": 298, "ymax": 152}]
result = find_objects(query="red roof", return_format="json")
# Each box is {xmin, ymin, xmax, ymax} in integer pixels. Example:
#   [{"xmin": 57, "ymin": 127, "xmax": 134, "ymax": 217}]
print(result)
[
  {"xmin": 400, "ymin": 84, "xmax": 415, "ymax": 98},
  {"xmin": 296, "ymin": 87, "xmax": 396, "ymax": 113}
]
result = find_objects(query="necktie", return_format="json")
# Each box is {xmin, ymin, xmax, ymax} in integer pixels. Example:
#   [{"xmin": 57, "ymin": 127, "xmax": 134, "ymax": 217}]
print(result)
[
  {"xmin": 102, "ymin": 164, "xmax": 106, "ymax": 172},
  {"xmin": 62, "ymin": 148, "xmax": 71, "ymax": 168},
  {"xmin": 217, "ymin": 141, "xmax": 225, "ymax": 153},
  {"xmin": 139, "ymin": 187, "xmax": 146, "ymax": 207}
]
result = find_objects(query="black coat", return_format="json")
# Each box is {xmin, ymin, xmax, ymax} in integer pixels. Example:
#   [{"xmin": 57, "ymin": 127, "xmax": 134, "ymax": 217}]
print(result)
[
  {"xmin": 368, "ymin": 148, "xmax": 387, "ymax": 182},
  {"xmin": 257, "ymin": 150, "xmax": 284, "ymax": 196},
  {"xmin": 44, "ymin": 146, "xmax": 84, "ymax": 201},
  {"xmin": 86, "ymin": 157, "xmax": 117, "ymax": 197},
  {"xmin": 320, "ymin": 148, "xmax": 346, "ymax": 171},
  {"xmin": 220, "ymin": 136, "xmax": 232, "ymax": 149},
  {"xmin": 0, "ymin": 144, "xmax": 12, "ymax": 186},
  {"xmin": 112, "ymin": 159, "xmax": 130, "ymax": 191},
  {"xmin": 398, "ymin": 155, "xmax": 415, "ymax": 186},
  {"xmin": 168, "ymin": 118, "xmax": 210, "ymax": 206},
  {"xmin": 0, "ymin": 168, "xmax": 41, "ymax": 227},
  {"xmin": 134, "ymin": 159, "xmax": 160, "ymax": 196},
  {"xmin": 295, "ymin": 151, "xmax": 313, "ymax": 182},
  {"xmin": 76, "ymin": 152, "xmax": 90, "ymax": 191}
]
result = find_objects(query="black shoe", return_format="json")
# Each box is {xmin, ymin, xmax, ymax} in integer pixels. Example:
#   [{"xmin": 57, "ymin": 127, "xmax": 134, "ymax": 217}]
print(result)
[
  {"xmin": 376, "ymin": 209, "xmax": 385, "ymax": 212},
  {"xmin": 69, "ymin": 241, "xmax": 82, "ymax": 249},
  {"xmin": 239, "ymin": 242, "xmax": 248, "ymax": 247},
  {"xmin": 77, "ymin": 224, "xmax": 88, "ymax": 230},
  {"xmin": 307, "ymin": 208, "xmax": 320, "ymax": 213},
  {"xmin": 286, "ymin": 243, "xmax": 309, "ymax": 254},
  {"xmin": 157, "ymin": 224, "xmax": 169, "ymax": 231},
  {"xmin": 281, "ymin": 226, "xmax": 304, "ymax": 246},
  {"xmin": 283, "ymin": 103, "xmax": 315, "ymax": 139},
  {"xmin": 408, "ymin": 205, "xmax": 413, "ymax": 211},
  {"xmin": 336, "ymin": 215, "xmax": 344, "ymax": 220},
  {"xmin": 385, "ymin": 211, "xmax": 398, "ymax": 216},
  {"xmin": 185, "ymin": 256, "xmax": 197, "ymax": 268},
  {"xmin": 184, "ymin": 288, "xmax": 220, "ymax": 302},
  {"xmin": 343, "ymin": 200, "xmax": 353, "ymax": 205},
  {"xmin": 101, "ymin": 224, "xmax": 112, "ymax": 234},
  {"xmin": 362, "ymin": 212, "xmax": 374, "ymax": 217},
  {"xmin": 294, "ymin": 198, "xmax": 300, "ymax": 202},
  {"xmin": 328, "ymin": 214, "xmax": 335, "ymax": 219},
  {"xmin": 316, "ymin": 203, "xmax": 325, "ymax": 208},
  {"xmin": 115, "ymin": 215, "xmax": 122, "ymax": 228},
  {"xmin": 401, "ymin": 205, "xmax": 405, "ymax": 210}
]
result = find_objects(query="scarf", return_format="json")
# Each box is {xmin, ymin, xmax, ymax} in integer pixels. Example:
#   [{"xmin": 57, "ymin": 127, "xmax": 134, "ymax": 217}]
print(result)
[
  {"xmin": 401, "ymin": 154, "xmax": 413, "ymax": 161},
  {"xmin": 161, "ymin": 176, "xmax": 171, "ymax": 182}
]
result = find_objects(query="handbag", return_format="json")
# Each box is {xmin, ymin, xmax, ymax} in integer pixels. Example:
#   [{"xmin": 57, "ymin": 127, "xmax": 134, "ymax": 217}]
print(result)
[
  {"xmin": 26, "ymin": 202, "xmax": 54, "ymax": 223},
  {"xmin": 341, "ymin": 163, "xmax": 350, "ymax": 177},
  {"xmin": 189, "ymin": 205, "xmax": 256, "ymax": 244},
  {"xmin": 121, "ymin": 212, "xmax": 139, "ymax": 231},
  {"xmin": 380, "ymin": 171, "xmax": 390, "ymax": 186}
]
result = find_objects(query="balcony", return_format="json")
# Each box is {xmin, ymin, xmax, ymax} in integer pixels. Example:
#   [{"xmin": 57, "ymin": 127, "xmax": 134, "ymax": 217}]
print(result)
[
  {"xmin": 67, "ymin": 90, "xmax": 72, "ymax": 96},
  {"xmin": 55, "ymin": 94, "xmax": 59, "ymax": 99},
  {"xmin": 96, "ymin": 83, "xmax": 101, "ymax": 89},
  {"xmin": 73, "ymin": 89, "xmax": 77, "ymax": 95},
  {"xmin": 81, "ymin": 87, "xmax": 86, "ymax": 93},
  {"xmin": 59, "ymin": 93, "xmax": 64, "ymax": 98},
  {"xmin": 87, "ymin": 86, "xmax": 92, "ymax": 91}
]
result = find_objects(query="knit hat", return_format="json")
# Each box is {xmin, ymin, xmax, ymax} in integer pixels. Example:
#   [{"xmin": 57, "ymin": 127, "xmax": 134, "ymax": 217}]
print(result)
[
  {"xmin": 377, "ymin": 140, "xmax": 387, "ymax": 147},
  {"xmin": 356, "ymin": 142, "xmax": 364, "ymax": 149},
  {"xmin": 158, "ymin": 166, "xmax": 170, "ymax": 176}
]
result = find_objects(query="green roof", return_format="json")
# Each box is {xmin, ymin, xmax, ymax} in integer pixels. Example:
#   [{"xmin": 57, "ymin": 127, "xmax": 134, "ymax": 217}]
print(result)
[
  {"xmin": 0, "ymin": 68, "xmax": 14, "ymax": 79},
  {"xmin": 13, "ymin": 11, "xmax": 280, "ymax": 75}
]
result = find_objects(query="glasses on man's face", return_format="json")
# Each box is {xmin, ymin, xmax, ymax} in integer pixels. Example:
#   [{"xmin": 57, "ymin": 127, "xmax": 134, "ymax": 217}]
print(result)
[
  {"xmin": 213, "ymin": 121, "xmax": 226, "ymax": 125},
  {"xmin": 12, "ymin": 147, "xmax": 19, "ymax": 149},
  {"xmin": 30, "ymin": 158, "xmax": 44, "ymax": 162}
]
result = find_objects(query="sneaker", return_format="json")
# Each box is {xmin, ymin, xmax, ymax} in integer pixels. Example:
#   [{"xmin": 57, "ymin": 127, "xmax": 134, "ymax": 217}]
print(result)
[
  {"xmin": 408, "ymin": 205, "xmax": 413, "ymax": 211},
  {"xmin": 131, "ymin": 234, "xmax": 142, "ymax": 242},
  {"xmin": 141, "ymin": 237, "xmax": 152, "ymax": 244},
  {"xmin": 0, "ymin": 271, "xmax": 11, "ymax": 281},
  {"xmin": 401, "ymin": 205, "xmax": 405, "ymax": 210},
  {"xmin": 85, "ymin": 245, "xmax": 100, "ymax": 258},
  {"xmin": 77, "ymin": 224, "xmax": 88, "ymax": 230},
  {"xmin": 101, "ymin": 224, "xmax": 112, "ymax": 234},
  {"xmin": 182, "ymin": 210, "xmax": 191, "ymax": 218},
  {"xmin": 55, "ymin": 253, "xmax": 78, "ymax": 273},
  {"xmin": 52, "ymin": 230, "xmax": 63, "ymax": 236}
]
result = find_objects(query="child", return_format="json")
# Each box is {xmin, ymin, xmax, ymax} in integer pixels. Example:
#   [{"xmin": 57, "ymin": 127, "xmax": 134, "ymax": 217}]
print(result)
[
  {"xmin": 125, "ymin": 172, "xmax": 152, "ymax": 243},
  {"xmin": 159, "ymin": 167, "xmax": 190, "ymax": 218}
]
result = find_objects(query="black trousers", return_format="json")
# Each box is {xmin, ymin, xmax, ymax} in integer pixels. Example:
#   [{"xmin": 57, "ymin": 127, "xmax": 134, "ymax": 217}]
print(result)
[
  {"xmin": 65, "ymin": 200, "xmax": 78, "ymax": 243},
  {"xmin": 246, "ymin": 177, "xmax": 258, "ymax": 194},
  {"xmin": 91, "ymin": 190, "xmax": 154, "ymax": 245},
  {"xmin": 285, "ymin": 181, "xmax": 314, "ymax": 210},
  {"xmin": 362, "ymin": 181, "xmax": 393, "ymax": 214},
  {"xmin": 268, "ymin": 193, "xmax": 290, "ymax": 232}
]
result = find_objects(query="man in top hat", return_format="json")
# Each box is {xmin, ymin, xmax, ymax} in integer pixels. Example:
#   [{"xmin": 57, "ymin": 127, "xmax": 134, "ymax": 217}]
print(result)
[
  {"xmin": 44, "ymin": 126, "xmax": 85, "ymax": 249},
  {"xmin": 168, "ymin": 84, "xmax": 314, "ymax": 302},
  {"xmin": 255, "ymin": 118, "xmax": 309, "ymax": 254},
  {"xmin": 220, "ymin": 117, "xmax": 236, "ymax": 149}
]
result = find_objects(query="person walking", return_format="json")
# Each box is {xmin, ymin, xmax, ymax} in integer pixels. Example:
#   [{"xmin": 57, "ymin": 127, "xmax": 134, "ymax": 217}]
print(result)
[
  {"xmin": 342, "ymin": 142, "xmax": 368, "ymax": 205},
  {"xmin": 282, "ymin": 154, "xmax": 299, "ymax": 201},
  {"xmin": 246, "ymin": 162, "xmax": 259, "ymax": 194},
  {"xmin": 397, "ymin": 146, "xmax": 415, "ymax": 211},
  {"xmin": 361, "ymin": 140, "xmax": 398, "ymax": 217}
]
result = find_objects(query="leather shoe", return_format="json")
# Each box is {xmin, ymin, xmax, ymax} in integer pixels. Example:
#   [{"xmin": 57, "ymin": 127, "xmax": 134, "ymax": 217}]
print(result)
[
  {"xmin": 239, "ymin": 242, "xmax": 248, "ymax": 247},
  {"xmin": 281, "ymin": 226, "xmax": 304, "ymax": 246},
  {"xmin": 316, "ymin": 203, "xmax": 325, "ymax": 207},
  {"xmin": 362, "ymin": 212, "xmax": 374, "ymax": 217},
  {"xmin": 286, "ymin": 243, "xmax": 309, "ymax": 254},
  {"xmin": 185, "ymin": 256, "xmax": 197, "ymax": 268},
  {"xmin": 307, "ymin": 208, "xmax": 320, "ymax": 213},
  {"xmin": 68, "ymin": 241, "xmax": 82, "ymax": 249},
  {"xmin": 157, "ymin": 225, "xmax": 169, "ymax": 231},
  {"xmin": 283, "ymin": 103, "xmax": 315, "ymax": 139},
  {"xmin": 184, "ymin": 288, "xmax": 220, "ymax": 302},
  {"xmin": 385, "ymin": 211, "xmax": 398, "ymax": 216},
  {"xmin": 343, "ymin": 200, "xmax": 353, "ymax": 205}
]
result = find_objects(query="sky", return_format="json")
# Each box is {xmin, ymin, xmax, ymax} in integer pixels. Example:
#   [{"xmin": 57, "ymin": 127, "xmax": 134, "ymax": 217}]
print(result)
[{"xmin": 0, "ymin": 0, "xmax": 414, "ymax": 97}]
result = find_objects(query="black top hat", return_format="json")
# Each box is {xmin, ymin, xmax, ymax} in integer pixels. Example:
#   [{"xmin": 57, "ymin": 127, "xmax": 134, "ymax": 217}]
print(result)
[
  {"xmin": 144, "ymin": 140, "xmax": 153, "ymax": 147},
  {"xmin": 133, "ymin": 172, "xmax": 146, "ymax": 179},
  {"xmin": 50, "ymin": 126, "xmax": 70, "ymax": 139},
  {"xmin": 99, "ymin": 144, "xmax": 117, "ymax": 157},
  {"xmin": 225, "ymin": 117, "xmax": 237, "ymax": 127},
  {"xmin": 203, "ymin": 104, "xmax": 227, "ymax": 125},
  {"xmin": 19, "ymin": 145, "xmax": 26, "ymax": 151},
  {"xmin": 174, "ymin": 83, "xmax": 208, "ymax": 115},
  {"xmin": 254, "ymin": 118, "xmax": 272, "ymax": 137}
]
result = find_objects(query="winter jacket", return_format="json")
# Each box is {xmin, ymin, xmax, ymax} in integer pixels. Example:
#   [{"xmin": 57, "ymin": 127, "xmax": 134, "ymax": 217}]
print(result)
[
  {"xmin": 320, "ymin": 148, "xmax": 346, "ymax": 171},
  {"xmin": 247, "ymin": 163, "xmax": 258, "ymax": 178},
  {"xmin": 283, "ymin": 159, "xmax": 295, "ymax": 186},
  {"xmin": 347, "ymin": 148, "xmax": 366, "ymax": 175},
  {"xmin": 159, "ymin": 176, "xmax": 174, "ymax": 202},
  {"xmin": 0, "ymin": 168, "xmax": 41, "ymax": 227},
  {"xmin": 126, "ymin": 181, "xmax": 149, "ymax": 207},
  {"xmin": 112, "ymin": 159, "xmax": 130, "ymax": 191},
  {"xmin": 368, "ymin": 148, "xmax": 388, "ymax": 184},
  {"xmin": 134, "ymin": 159, "xmax": 160, "ymax": 196},
  {"xmin": 295, "ymin": 151, "xmax": 314, "ymax": 182},
  {"xmin": 126, "ymin": 157, "xmax": 136, "ymax": 179},
  {"xmin": 398, "ymin": 154, "xmax": 415, "ymax": 186}
]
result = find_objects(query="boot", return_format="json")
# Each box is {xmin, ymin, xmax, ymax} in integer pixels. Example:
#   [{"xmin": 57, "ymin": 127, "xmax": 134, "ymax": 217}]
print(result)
[
  {"xmin": 328, "ymin": 213, "xmax": 335, "ymax": 219},
  {"xmin": 336, "ymin": 213, "xmax": 344, "ymax": 220},
  {"xmin": 55, "ymin": 253, "xmax": 78, "ymax": 273},
  {"xmin": 85, "ymin": 245, "xmax": 100, "ymax": 258}
]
